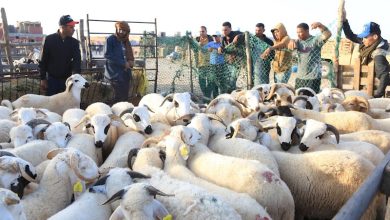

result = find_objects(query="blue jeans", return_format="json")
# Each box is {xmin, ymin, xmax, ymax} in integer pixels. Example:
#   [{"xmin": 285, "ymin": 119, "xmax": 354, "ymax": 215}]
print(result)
[
  {"xmin": 47, "ymin": 75, "xmax": 67, "ymax": 96},
  {"xmin": 274, "ymin": 69, "xmax": 291, "ymax": 84},
  {"xmin": 253, "ymin": 59, "xmax": 271, "ymax": 85}
]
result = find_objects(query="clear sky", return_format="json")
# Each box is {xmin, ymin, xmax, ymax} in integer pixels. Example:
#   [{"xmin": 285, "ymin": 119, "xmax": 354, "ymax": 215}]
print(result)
[{"xmin": 2, "ymin": 0, "xmax": 389, "ymax": 40}]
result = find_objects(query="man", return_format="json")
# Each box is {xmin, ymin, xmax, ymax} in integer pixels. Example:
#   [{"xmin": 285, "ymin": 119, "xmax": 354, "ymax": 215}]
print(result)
[
  {"xmin": 195, "ymin": 26, "xmax": 213, "ymax": 98},
  {"xmin": 288, "ymin": 22, "xmax": 332, "ymax": 93},
  {"xmin": 39, "ymin": 15, "xmax": 81, "ymax": 96},
  {"xmin": 104, "ymin": 21, "xmax": 135, "ymax": 103},
  {"xmin": 342, "ymin": 10, "xmax": 389, "ymax": 98},
  {"xmin": 218, "ymin": 21, "xmax": 243, "ymax": 54},
  {"xmin": 254, "ymin": 23, "xmax": 274, "ymax": 85}
]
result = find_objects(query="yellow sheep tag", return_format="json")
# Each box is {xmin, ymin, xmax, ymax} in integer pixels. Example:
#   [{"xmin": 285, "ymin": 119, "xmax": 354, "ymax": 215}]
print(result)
[
  {"xmin": 163, "ymin": 214, "xmax": 173, "ymax": 220},
  {"xmin": 73, "ymin": 181, "xmax": 83, "ymax": 193},
  {"xmin": 179, "ymin": 144, "xmax": 190, "ymax": 160}
]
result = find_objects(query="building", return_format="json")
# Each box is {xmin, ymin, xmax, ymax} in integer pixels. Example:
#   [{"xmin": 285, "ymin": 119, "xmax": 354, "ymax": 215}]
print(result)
[{"xmin": 0, "ymin": 21, "xmax": 44, "ymax": 43}]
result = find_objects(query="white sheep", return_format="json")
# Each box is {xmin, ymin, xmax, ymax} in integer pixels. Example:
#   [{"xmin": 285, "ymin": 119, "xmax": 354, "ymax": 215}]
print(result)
[
  {"xmin": 298, "ymin": 119, "xmax": 385, "ymax": 165},
  {"xmin": 62, "ymin": 108, "xmax": 87, "ymax": 133},
  {"xmin": 9, "ymin": 124, "xmax": 34, "ymax": 148},
  {"xmin": 187, "ymin": 141, "xmax": 294, "ymax": 220},
  {"xmin": 99, "ymin": 131, "xmax": 145, "ymax": 171},
  {"xmin": 0, "ymin": 188, "xmax": 27, "ymax": 220},
  {"xmin": 206, "ymin": 95, "xmax": 244, "ymax": 125},
  {"xmin": 1, "ymin": 74, "xmax": 90, "ymax": 115},
  {"xmin": 66, "ymin": 133, "xmax": 102, "ymax": 165},
  {"xmin": 159, "ymin": 125, "xmax": 272, "ymax": 220},
  {"xmin": 272, "ymin": 150, "xmax": 384, "ymax": 219},
  {"xmin": 338, "ymin": 130, "xmax": 390, "ymax": 153},
  {"xmin": 0, "ymin": 119, "xmax": 18, "ymax": 143},
  {"xmin": 85, "ymin": 102, "xmax": 113, "ymax": 116},
  {"xmin": 104, "ymin": 183, "xmax": 172, "ymax": 220},
  {"xmin": 4, "ymin": 140, "xmax": 58, "ymax": 166},
  {"xmin": 111, "ymin": 101, "xmax": 134, "ymax": 116},
  {"xmin": 119, "ymin": 105, "xmax": 154, "ymax": 135},
  {"xmin": 0, "ymin": 106, "xmax": 12, "ymax": 120},
  {"xmin": 132, "ymin": 148, "xmax": 242, "ymax": 220},
  {"xmin": 188, "ymin": 114, "xmax": 280, "ymax": 175},
  {"xmin": 291, "ymin": 107, "xmax": 390, "ymax": 133},
  {"xmin": 21, "ymin": 148, "xmax": 99, "ymax": 220},
  {"xmin": 368, "ymin": 98, "xmax": 390, "ymax": 109}
]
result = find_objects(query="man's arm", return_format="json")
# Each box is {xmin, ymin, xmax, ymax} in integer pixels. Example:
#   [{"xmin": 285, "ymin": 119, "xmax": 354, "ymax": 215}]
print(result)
[
  {"xmin": 374, "ymin": 55, "xmax": 390, "ymax": 77},
  {"xmin": 342, "ymin": 20, "xmax": 362, "ymax": 44},
  {"xmin": 38, "ymin": 37, "xmax": 49, "ymax": 80},
  {"xmin": 311, "ymin": 22, "xmax": 332, "ymax": 42},
  {"xmin": 104, "ymin": 36, "xmax": 126, "ymax": 67},
  {"xmin": 72, "ymin": 40, "xmax": 82, "ymax": 74}
]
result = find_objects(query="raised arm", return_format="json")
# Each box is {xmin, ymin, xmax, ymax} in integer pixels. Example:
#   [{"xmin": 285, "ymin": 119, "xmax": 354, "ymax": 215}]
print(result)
[{"xmin": 311, "ymin": 22, "xmax": 332, "ymax": 41}]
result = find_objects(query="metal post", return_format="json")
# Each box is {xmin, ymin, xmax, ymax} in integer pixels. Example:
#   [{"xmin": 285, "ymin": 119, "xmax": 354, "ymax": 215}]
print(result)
[
  {"xmin": 86, "ymin": 14, "xmax": 92, "ymax": 68},
  {"xmin": 244, "ymin": 31, "xmax": 252, "ymax": 89},
  {"xmin": 1, "ymin": 8, "xmax": 14, "ymax": 72},
  {"xmin": 188, "ymin": 34, "xmax": 193, "ymax": 93},
  {"xmin": 154, "ymin": 18, "xmax": 158, "ymax": 93},
  {"xmin": 79, "ymin": 19, "xmax": 87, "ymax": 69}
]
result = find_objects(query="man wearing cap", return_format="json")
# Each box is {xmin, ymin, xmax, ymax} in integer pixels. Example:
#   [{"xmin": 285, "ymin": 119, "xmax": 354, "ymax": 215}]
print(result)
[
  {"xmin": 39, "ymin": 15, "xmax": 81, "ymax": 95},
  {"xmin": 342, "ymin": 10, "xmax": 390, "ymax": 98}
]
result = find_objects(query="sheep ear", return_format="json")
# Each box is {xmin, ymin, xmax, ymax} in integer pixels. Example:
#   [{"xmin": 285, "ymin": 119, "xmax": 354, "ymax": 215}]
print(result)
[
  {"xmin": 4, "ymin": 193, "xmax": 20, "ymax": 205},
  {"xmin": 0, "ymin": 151, "xmax": 16, "ymax": 157},
  {"xmin": 37, "ymin": 124, "xmax": 50, "ymax": 140},
  {"xmin": 159, "ymin": 150, "xmax": 166, "ymax": 164},
  {"xmin": 145, "ymin": 185, "xmax": 174, "ymax": 199},
  {"xmin": 102, "ymin": 188, "xmax": 126, "ymax": 205},
  {"xmin": 47, "ymin": 148, "xmax": 67, "ymax": 159},
  {"xmin": 127, "ymin": 171, "xmax": 150, "ymax": 179},
  {"xmin": 9, "ymin": 110, "xmax": 18, "ymax": 118},
  {"xmin": 35, "ymin": 109, "xmax": 48, "ymax": 117},
  {"xmin": 63, "ymin": 122, "xmax": 71, "ymax": 131},
  {"xmin": 93, "ymin": 175, "xmax": 110, "ymax": 187},
  {"xmin": 143, "ymin": 105, "xmax": 155, "ymax": 113}
]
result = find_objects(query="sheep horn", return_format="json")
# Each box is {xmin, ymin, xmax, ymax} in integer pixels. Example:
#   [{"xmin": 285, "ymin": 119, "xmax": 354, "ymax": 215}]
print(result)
[
  {"xmin": 145, "ymin": 185, "xmax": 174, "ymax": 198},
  {"xmin": 46, "ymin": 148, "xmax": 67, "ymax": 159},
  {"xmin": 295, "ymin": 87, "xmax": 316, "ymax": 97},
  {"xmin": 102, "ymin": 188, "xmax": 126, "ymax": 205},
  {"xmin": 9, "ymin": 110, "xmax": 19, "ymax": 118},
  {"xmin": 206, "ymin": 98, "xmax": 220, "ymax": 111},
  {"xmin": 35, "ymin": 109, "xmax": 48, "ymax": 117},
  {"xmin": 189, "ymin": 92, "xmax": 200, "ymax": 103},
  {"xmin": 265, "ymin": 84, "xmax": 279, "ymax": 100},
  {"xmin": 109, "ymin": 114, "xmax": 127, "ymax": 127},
  {"xmin": 228, "ymin": 100, "xmax": 245, "ymax": 117},
  {"xmin": 235, "ymin": 99, "xmax": 248, "ymax": 108},
  {"xmin": 74, "ymin": 115, "xmax": 91, "ymax": 128},
  {"xmin": 293, "ymin": 95, "xmax": 308, "ymax": 104},
  {"xmin": 160, "ymin": 94, "xmax": 174, "ymax": 107},
  {"xmin": 0, "ymin": 157, "xmax": 18, "ymax": 172},
  {"xmin": 65, "ymin": 76, "xmax": 74, "ymax": 93},
  {"xmin": 250, "ymin": 120, "xmax": 263, "ymax": 131},
  {"xmin": 70, "ymin": 152, "xmax": 98, "ymax": 182},
  {"xmin": 143, "ymin": 105, "xmax": 155, "ymax": 113},
  {"xmin": 127, "ymin": 148, "xmax": 140, "ymax": 170},
  {"xmin": 119, "ymin": 108, "xmax": 134, "ymax": 118},
  {"xmin": 206, "ymin": 113, "xmax": 227, "ymax": 127},
  {"xmin": 141, "ymin": 132, "xmax": 168, "ymax": 148},
  {"xmin": 92, "ymin": 175, "xmax": 110, "ymax": 187},
  {"xmin": 326, "ymin": 123, "xmax": 340, "ymax": 144},
  {"xmin": 190, "ymin": 102, "xmax": 200, "ymax": 111},
  {"xmin": 330, "ymin": 88, "xmax": 345, "ymax": 100},
  {"xmin": 231, "ymin": 123, "xmax": 241, "ymax": 138},
  {"xmin": 26, "ymin": 118, "xmax": 51, "ymax": 129},
  {"xmin": 37, "ymin": 124, "xmax": 50, "ymax": 140},
  {"xmin": 0, "ymin": 151, "xmax": 16, "ymax": 157},
  {"xmin": 4, "ymin": 193, "xmax": 20, "ymax": 205},
  {"xmin": 175, "ymin": 114, "xmax": 195, "ymax": 122},
  {"xmin": 127, "ymin": 171, "xmax": 150, "ymax": 179}
]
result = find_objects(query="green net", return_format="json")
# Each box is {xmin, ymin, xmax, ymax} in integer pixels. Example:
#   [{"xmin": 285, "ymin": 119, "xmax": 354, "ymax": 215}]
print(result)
[{"xmin": 153, "ymin": 29, "xmax": 337, "ymax": 99}]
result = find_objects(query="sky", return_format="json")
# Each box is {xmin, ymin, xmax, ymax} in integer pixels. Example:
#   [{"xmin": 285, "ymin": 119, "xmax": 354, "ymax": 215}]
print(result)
[{"xmin": 2, "ymin": 0, "xmax": 389, "ymax": 40}]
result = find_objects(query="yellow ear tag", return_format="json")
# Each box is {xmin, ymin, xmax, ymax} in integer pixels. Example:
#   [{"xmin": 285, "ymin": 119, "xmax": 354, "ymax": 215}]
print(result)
[
  {"xmin": 179, "ymin": 144, "xmax": 189, "ymax": 160},
  {"xmin": 163, "ymin": 214, "xmax": 173, "ymax": 220},
  {"xmin": 73, "ymin": 181, "xmax": 83, "ymax": 193}
]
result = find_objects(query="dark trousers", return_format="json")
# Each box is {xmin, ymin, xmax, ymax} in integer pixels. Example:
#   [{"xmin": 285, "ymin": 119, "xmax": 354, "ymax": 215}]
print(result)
[
  {"xmin": 47, "ymin": 75, "xmax": 66, "ymax": 96},
  {"xmin": 109, "ymin": 69, "xmax": 132, "ymax": 103}
]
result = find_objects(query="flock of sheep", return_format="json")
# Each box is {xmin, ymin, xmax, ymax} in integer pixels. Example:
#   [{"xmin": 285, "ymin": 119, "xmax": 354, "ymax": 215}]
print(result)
[{"xmin": 1, "ymin": 73, "xmax": 390, "ymax": 219}]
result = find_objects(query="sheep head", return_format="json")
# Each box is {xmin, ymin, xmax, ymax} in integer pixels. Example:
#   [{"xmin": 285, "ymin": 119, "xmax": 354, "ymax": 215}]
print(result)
[
  {"xmin": 121, "ymin": 106, "xmax": 153, "ymax": 134},
  {"xmin": 42, "ymin": 122, "xmax": 72, "ymax": 148},
  {"xmin": 225, "ymin": 118, "xmax": 261, "ymax": 141},
  {"xmin": 47, "ymin": 148, "xmax": 99, "ymax": 182},
  {"xmin": 299, "ymin": 119, "xmax": 340, "ymax": 151},
  {"xmin": 341, "ymin": 96, "xmax": 370, "ymax": 113},
  {"xmin": 65, "ymin": 74, "xmax": 90, "ymax": 92},
  {"xmin": 9, "ymin": 125, "xmax": 34, "ymax": 147}
]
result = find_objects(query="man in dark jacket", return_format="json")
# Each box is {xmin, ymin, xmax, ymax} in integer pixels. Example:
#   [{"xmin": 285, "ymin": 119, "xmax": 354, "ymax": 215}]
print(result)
[
  {"xmin": 39, "ymin": 15, "xmax": 81, "ymax": 96},
  {"xmin": 342, "ymin": 10, "xmax": 390, "ymax": 98}
]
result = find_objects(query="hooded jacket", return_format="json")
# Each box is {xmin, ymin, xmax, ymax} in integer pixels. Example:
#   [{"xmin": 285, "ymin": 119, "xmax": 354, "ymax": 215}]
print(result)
[{"xmin": 271, "ymin": 23, "xmax": 292, "ymax": 73}]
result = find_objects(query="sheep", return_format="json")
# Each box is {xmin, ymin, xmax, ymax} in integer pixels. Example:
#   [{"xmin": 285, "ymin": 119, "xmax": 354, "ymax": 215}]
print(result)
[
  {"xmin": 293, "ymin": 95, "xmax": 320, "ymax": 111},
  {"xmin": 338, "ymin": 130, "xmax": 390, "ymax": 153},
  {"xmin": 291, "ymin": 107, "xmax": 390, "ymax": 133},
  {"xmin": 131, "ymin": 148, "xmax": 242, "ymax": 220},
  {"xmin": 295, "ymin": 87, "xmax": 317, "ymax": 97},
  {"xmin": 99, "ymin": 131, "xmax": 145, "ymax": 171},
  {"xmin": 187, "ymin": 141, "xmax": 294, "ymax": 220},
  {"xmin": 111, "ymin": 101, "xmax": 134, "ymax": 116},
  {"xmin": 0, "ymin": 106, "xmax": 12, "ymax": 120},
  {"xmin": 188, "ymin": 114, "xmax": 280, "ymax": 175},
  {"xmin": 252, "ymin": 83, "xmax": 271, "ymax": 98},
  {"xmin": 21, "ymin": 148, "xmax": 99, "ymax": 220},
  {"xmin": 85, "ymin": 102, "xmax": 113, "ymax": 116},
  {"xmin": 344, "ymin": 89, "xmax": 373, "ymax": 99},
  {"xmin": 231, "ymin": 89, "xmax": 263, "ymax": 115},
  {"xmin": 9, "ymin": 124, "xmax": 34, "ymax": 148},
  {"xmin": 0, "ymin": 188, "xmax": 27, "ymax": 220},
  {"xmin": 103, "ymin": 183, "xmax": 172, "ymax": 220},
  {"xmin": 206, "ymin": 95, "xmax": 245, "ymax": 125},
  {"xmin": 157, "ymin": 125, "xmax": 272, "ymax": 220},
  {"xmin": 62, "ymin": 108, "xmax": 87, "ymax": 133},
  {"xmin": 368, "ymin": 98, "xmax": 390, "ymax": 109},
  {"xmin": 0, "ymin": 155, "xmax": 38, "ymax": 198},
  {"xmin": 119, "ymin": 105, "xmax": 154, "ymax": 135},
  {"xmin": 265, "ymin": 83, "xmax": 295, "ymax": 105},
  {"xmin": 66, "ymin": 133, "xmax": 102, "ymax": 165},
  {"xmin": 1, "ymin": 74, "xmax": 90, "ymax": 115},
  {"xmin": 298, "ymin": 119, "xmax": 385, "ymax": 165},
  {"xmin": 10, "ymin": 107, "xmax": 61, "ymax": 125},
  {"xmin": 37, "ymin": 121, "xmax": 72, "ymax": 148},
  {"xmin": 272, "ymin": 150, "xmax": 384, "ymax": 219},
  {"xmin": 0, "ymin": 119, "xmax": 18, "ymax": 143},
  {"xmin": 49, "ymin": 168, "xmax": 149, "ymax": 220},
  {"xmin": 4, "ymin": 140, "xmax": 59, "ymax": 166}
]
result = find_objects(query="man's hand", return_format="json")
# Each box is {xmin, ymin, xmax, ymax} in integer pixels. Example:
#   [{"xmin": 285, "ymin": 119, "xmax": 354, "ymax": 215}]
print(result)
[
  {"xmin": 341, "ymin": 7, "xmax": 347, "ymax": 22},
  {"xmin": 217, "ymin": 47, "xmax": 223, "ymax": 54},
  {"xmin": 261, "ymin": 47, "xmax": 271, "ymax": 59},
  {"xmin": 311, "ymin": 22, "xmax": 323, "ymax": 30},
  {"xmin": 40, "ymin": 80, "xmax": 47, "ymax": 91},
  {"xmin": 288, "ymin": 40, "xmax": 297, "ymax": 50},
  {"xmin": 233, "ymin": 35, "xmax": 239, "ymax": 44},
  {"xmin": 128, "ymin": 60, "xmax": 134, "ymax": 68}
]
